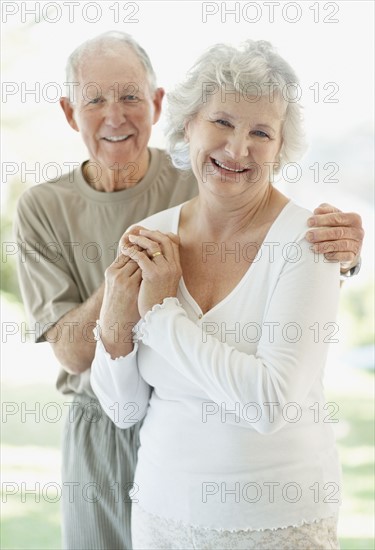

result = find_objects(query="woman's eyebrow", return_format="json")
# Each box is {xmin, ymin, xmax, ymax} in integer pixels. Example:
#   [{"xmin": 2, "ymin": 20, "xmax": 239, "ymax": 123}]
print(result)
[{"xmin": 209, "ymin": 112, "xmax": 278, "ymax": 131}]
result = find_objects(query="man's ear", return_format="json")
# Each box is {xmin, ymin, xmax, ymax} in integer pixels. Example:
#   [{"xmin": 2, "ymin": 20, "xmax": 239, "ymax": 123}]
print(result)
[
  {"xmin": 60, "ymin": 97, "xmax": 79, "ymax": 132},
  {"xmin": 151, "ymin": 87, "xmax": 165, "ymax": 125}
]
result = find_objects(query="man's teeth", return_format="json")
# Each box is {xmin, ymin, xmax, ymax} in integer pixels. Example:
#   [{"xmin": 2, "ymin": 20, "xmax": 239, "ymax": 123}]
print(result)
[
  {"xmin": 213, "ymin": 159, "xmax": 246, "ymax": 172},
  {"xmin": 104, "ymin": 135, "xmax": 129, "ymax": 142}
]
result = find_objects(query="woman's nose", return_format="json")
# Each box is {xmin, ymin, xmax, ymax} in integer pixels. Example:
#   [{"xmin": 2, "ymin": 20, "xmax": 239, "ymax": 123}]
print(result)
[{"xmin": 224, "ymin": 131, "xmax": 250, "ymax": 160}]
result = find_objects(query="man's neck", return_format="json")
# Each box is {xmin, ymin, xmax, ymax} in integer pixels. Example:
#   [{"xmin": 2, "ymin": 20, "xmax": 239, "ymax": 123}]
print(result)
[{"xmin": 82, "ymin": 150, "xmax": 151, "ymax": 192}]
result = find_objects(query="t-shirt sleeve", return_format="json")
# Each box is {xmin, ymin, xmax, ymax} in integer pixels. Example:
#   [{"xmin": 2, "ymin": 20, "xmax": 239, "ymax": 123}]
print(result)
[{"xmin": 14, "ymin": 189, "xmax": 81, "ymax": 342}]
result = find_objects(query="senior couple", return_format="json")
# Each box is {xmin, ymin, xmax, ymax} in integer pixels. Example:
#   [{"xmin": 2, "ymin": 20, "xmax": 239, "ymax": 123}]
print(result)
[{"xmin": 16, "ymin": 31, "xmax": 363, "ymax": 549}]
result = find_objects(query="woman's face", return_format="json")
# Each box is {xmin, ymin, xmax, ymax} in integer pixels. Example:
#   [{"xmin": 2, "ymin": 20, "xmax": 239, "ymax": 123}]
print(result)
[{"xmin": 185, "ymin": 90, "xmax": 285, "ymax": 199}]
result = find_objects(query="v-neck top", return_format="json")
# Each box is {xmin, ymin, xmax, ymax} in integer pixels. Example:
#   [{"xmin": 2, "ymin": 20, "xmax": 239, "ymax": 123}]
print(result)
[
  {"xmin": 91, "ymin": 200, "xmax": 341, "ymax": 530},
  {"xmin": 177, "ymin": 200, "xmax": 290, "ymax": 318}
]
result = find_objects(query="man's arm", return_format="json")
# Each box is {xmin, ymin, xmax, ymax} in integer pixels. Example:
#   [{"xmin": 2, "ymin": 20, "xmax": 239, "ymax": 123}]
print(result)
[
  {"xmin": 306, "ymin": 203, "xmax": 364, "ymax": 272},
  {"xmin": 45, "ymin": 283, "xmax": 104, "ymax": 375}
]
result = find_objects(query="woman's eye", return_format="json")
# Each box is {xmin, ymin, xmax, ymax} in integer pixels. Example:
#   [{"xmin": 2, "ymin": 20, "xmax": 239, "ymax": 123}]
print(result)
[
  {"xmin": 215, "ymin": 119, "xmax": 232, "ymax": 127},
  {"xmin": 253, "ymin": 130, "xmax": 269, "ymax": 138}
]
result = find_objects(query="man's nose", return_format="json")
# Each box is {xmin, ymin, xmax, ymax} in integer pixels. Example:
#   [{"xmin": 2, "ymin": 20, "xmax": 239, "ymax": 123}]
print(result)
[{"xmin": 103, "ymin": 102, "xmax": 127, "ymax": 127}]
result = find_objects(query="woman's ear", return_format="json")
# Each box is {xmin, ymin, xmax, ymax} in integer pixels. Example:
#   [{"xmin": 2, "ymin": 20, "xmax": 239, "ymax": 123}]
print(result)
[
  {"xmin": 277, "ymin": 142, "xmax": 284, "ymax": 165},
  {"xmin": 184, "ymin": 119, "xmax": 191, "ymax": 143}
]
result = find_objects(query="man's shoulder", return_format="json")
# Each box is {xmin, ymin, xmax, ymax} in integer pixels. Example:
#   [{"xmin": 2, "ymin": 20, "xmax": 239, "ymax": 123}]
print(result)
[{"xmin": 16, "ymin": 164, "xmax": 84, "ymax": 211}]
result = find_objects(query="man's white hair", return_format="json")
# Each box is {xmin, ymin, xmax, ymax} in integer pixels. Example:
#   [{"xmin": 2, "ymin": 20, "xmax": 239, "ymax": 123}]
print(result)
[{"xmin": 65, "ymin": 31, "xmax": 157, "ymax": 101}]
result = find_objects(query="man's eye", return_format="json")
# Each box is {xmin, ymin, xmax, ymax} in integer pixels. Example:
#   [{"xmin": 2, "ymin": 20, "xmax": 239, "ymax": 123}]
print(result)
[
  {"xmin": 88, "ymin": 97, "xmax": 103, "ymax": 105},
  {"xmin": 122, "ymin": 95, "xmax": 138, "ymax": 102}
]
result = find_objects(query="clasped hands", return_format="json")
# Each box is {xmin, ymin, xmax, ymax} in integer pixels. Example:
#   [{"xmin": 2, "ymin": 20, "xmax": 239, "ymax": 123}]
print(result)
[
  {"xmin": 99, "ymin": 226, "xmax": 181, "ymax": 358},
  {"xmin": 122, "ymin": 226, "xmax": 182, "ymax": 318}
]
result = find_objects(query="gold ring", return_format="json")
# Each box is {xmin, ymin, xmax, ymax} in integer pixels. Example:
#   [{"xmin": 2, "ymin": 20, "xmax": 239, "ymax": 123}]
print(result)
[{"xmin": 151, "ymin": 251, "xmax": 163, "ymax": 258}]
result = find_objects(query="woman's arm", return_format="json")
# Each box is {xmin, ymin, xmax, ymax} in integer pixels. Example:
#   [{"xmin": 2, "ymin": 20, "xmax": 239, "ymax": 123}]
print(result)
[
  {"xmin": 91, "ymin": 334, "xmax": 151, "ymax": 429},
  {"xmin": 127, "ymin": 230, "xmax": 340, "ymax": 434},
  {"xmin": 90, "ymin": 249, "xmax": 151, "ymax": 429}
]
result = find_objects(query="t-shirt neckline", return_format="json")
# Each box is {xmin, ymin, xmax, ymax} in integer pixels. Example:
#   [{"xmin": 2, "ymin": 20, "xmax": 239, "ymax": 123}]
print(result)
[{"xmin": 74, "ymin": 148, "xmax": 161, "ymax": 203}]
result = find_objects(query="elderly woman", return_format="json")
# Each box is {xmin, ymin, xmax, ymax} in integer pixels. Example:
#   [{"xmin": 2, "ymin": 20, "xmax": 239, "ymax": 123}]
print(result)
[{"xmin": 91, "ymin": 41, "xmax": 341, "ymax": 549}]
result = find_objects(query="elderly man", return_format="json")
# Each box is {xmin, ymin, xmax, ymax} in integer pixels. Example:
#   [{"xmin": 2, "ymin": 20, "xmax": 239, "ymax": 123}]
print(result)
[{"xmin": 15, "ymin": 31, "xmax": 363, "ymax": 550}]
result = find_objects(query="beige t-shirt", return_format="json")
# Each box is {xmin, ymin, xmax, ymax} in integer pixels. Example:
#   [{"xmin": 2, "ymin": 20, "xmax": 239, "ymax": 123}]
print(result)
[{"xmin": 14, "ymin": 148, "xmax": 198, "ymax": 396}]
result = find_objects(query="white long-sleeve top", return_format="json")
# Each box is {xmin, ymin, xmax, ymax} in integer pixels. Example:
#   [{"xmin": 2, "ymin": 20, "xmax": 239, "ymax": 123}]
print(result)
[{"xmin": 91, "ymin": 201, "xmax": 342, "ymax": 530}]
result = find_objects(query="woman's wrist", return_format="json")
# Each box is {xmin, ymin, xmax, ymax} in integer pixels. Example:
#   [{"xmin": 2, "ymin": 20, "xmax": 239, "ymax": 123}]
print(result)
[
  {"xmin": 95, "ymin": 319, "xmax": 137, "ymax": 360},
  {"xmin": 134, "ymin": 297, "xmax": 182, "ymax": 342}
]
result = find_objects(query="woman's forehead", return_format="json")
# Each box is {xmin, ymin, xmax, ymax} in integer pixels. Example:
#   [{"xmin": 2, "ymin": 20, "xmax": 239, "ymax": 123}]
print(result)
[{"xmin": 201, "ymin": 92, "xmax": 286, "ymax": 121}]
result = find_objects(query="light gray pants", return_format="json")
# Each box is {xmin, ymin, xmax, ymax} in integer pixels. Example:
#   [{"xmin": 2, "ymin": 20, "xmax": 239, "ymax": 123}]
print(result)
[{"xmin": 61, "ymin": 395, "xmax": 140, "ymax": 550}]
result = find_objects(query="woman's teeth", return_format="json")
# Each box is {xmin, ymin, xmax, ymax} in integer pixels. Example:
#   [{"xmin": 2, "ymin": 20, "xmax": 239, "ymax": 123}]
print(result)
[{"xmin": 213, "ymin": 158, "xmax": 246, "ymax": 172}]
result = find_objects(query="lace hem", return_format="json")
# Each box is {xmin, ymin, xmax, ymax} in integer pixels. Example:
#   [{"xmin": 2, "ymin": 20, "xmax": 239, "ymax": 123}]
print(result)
[
  {"xmin": 93, "ymin": 320, "xmax": 138, "ymax": 361},
  {"xmin": 132, "ymin": 297, "xmax": 182, "ymax": 342},
  {"xmin": 132, "ymin": 502, "xmax": 338, "ymax": 533},
  {"xmin": 132, "ymin": 505, "xmax": 340, "ymax": 549}
]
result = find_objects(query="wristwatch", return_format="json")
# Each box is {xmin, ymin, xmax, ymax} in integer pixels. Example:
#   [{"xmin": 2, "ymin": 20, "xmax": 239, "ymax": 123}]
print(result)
[{"xmin": 340, "ymin": 257, "xmax": 362, "ymax": 281}]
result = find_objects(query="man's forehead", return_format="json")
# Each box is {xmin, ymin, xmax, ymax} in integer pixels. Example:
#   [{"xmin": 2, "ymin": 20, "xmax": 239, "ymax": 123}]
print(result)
[{"xmin": 76, "ymin": 48, "xmax": 148, "ymax": 88}]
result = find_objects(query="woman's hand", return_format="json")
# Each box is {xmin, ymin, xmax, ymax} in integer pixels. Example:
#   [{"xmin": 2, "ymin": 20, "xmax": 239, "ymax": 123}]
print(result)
[
  {"xmin": 122, "ymin": 228, "xmax": 182, "ymax": 318},
  {"xmin": 99, "ymin": 250, "xmax": 142, "ymax": 359}
]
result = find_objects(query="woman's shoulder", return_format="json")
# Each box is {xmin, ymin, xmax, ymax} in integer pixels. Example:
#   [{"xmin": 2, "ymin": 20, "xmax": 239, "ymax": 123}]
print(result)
[
  {"xmin": 275, "ymin": 201, "xmax": 313, "ymax": 241},
  {"xmin": 128, "ymin": 201, "xmax": 187, "ymax": 234},
  {"xmin": 282, "ymin": 201, "xmax": 312, "ymax": 225}
]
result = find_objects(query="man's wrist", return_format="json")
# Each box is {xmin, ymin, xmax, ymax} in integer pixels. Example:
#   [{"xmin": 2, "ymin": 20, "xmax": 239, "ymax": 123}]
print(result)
[{"xmin": 340, "ymin": 257, "xmax": 361, "ymax": 280}]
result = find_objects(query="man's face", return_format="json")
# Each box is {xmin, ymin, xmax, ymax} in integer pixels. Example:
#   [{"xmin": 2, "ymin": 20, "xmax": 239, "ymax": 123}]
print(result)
[{"xmin": 61, "ymin": 47, "xmax": 163, "ymax": 187}]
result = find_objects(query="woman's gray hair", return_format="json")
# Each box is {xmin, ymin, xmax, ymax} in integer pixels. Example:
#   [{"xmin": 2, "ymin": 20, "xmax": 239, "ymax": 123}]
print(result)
[
  {"xmin": 165, "ymin": 40, "xmax": 307, "ymax": 171},
  {"xmin": 65, "ymin": 31, "xmax": 157, "ymax": 100}
]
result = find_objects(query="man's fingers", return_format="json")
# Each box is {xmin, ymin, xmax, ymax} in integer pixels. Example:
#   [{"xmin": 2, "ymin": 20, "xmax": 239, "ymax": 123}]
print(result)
[
  {"xmin": 312, "ymin": 203, "xmax": 340, "ymax": 216},
  {"xmin": 321, "ymin": 252, "xmax": 356, "ymax": 266},
  {"xmin": 308, "ymin": 211, "xmax": 363, "ymax": 229},
  {"xmin": 306, "ymin": 226, "xmax": 363, "ymax": 244},
  {"xmin": 310, "ymin": 239, "xmax": 361, "ymax": 254},
  {"xmin": 107, "ymin": 249, "xmax": 141, "ymax": 278}
]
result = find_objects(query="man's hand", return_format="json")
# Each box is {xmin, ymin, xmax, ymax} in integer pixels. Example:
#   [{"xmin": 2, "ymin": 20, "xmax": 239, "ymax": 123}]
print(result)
[{"xmin": 306, "ymin": 203, "xmax": 364, "ymax": 272}]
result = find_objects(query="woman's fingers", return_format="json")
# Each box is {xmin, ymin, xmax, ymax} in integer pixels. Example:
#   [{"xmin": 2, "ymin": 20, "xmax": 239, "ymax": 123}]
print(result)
[
  {"xmin": 119, "ymin": 225, "xmax": 148, "ymax": 250},
  {"xmin": 121, "ymin": 246, "xmax": 159, "ymax": 274},
  {"xmin": 128, "ymin": 234, "xmax": 164, "ymax": 259},
  {"xmin": 122, "ymin": 232, "xmax": 181, "ymax": 274},
  {"xmin": 120, "ymin": 227, "xmax": 180, "ymax": 263},
  {"xmin": 122, "ymin": 232, "xmax": 182, "ymax": 318},
  {"xmin": 138, "ymin": 229, "xmax": 178, "ymax": 261}
]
